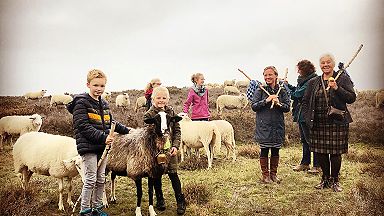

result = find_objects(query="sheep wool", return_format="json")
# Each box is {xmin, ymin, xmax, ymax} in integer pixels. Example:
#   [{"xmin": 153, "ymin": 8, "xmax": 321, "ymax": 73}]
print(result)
[
  {"xmin": 211, "ymin": 120, "xmax": 236, "ymax": 161},
  {"xmin": 216, "ymin": 94, "xmax": 248, "ymax": 115}
]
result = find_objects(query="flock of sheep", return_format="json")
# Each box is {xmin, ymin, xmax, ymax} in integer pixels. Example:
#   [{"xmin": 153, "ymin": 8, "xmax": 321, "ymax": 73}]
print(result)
[{"xmin": 0, "ymin": 79, "xmax": 250, "ymax": 214}]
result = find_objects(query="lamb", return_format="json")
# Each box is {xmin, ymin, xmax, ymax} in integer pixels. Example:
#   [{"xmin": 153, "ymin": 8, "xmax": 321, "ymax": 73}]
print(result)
[
  {"xmin": 0, "ymin": 114, "xmax": 43, "ymax": 150},
  {"xmin": 211, "ymin": 120, "xmax": 236, "ymax": 161},
  {"xmin": 224, "ymin": 79, "xmax": 236, "ymax": 87},
  {"xmin": 102, "ymin": 112, "xmax": 182, "ymax": 216},
  {"xmin": 101, "ymin": 91, "xmax": 111, "ymax": 102},
  {"xmin": 24, "ymin": 90, "xmax": 47, "ymax": 100},
  {"xmin": 178, "ymin": 113, "xmax": 221, "ymax": 168},
  {"xmin": 376, "ymin": 90, "xmax": 384, "ymax": 108},
  {"xmin": 116, "ymin": 93, "xmax": 130, "ymax": 108},
  {"xmin": 50, "ymin": 94, "xmax": 73, "ymax": 107},
  {"xmin": 224, "ymin": 86, "xmax": 241, "ymax": 95},
  {"xmin": 13, "ymin": 132, "xmax": 82, "ymax": 211},
  {"xmin": 235, "ymin": 80, "xmax": 250, "ymax": 88},
  {"xmin": 134, "ymin": 96, "xmax": 147, "ymax": 112},
  {"xmin": 216, "ymin": 93, "xmax": 248, "ymax": 115}
]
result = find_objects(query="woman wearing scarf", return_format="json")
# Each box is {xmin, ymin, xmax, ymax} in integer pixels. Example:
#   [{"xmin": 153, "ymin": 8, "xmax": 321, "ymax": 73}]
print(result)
[
  {"xmin": 288, "ymin": 60, "xmax": 321, "ymax": 174},
  {"xmin": 183, "ymin": 73, "xmax": 210, "ymax": 121}
]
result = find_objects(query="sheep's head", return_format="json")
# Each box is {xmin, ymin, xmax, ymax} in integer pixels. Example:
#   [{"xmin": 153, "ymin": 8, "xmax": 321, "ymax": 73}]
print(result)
[
  {"xmin": 177, "ymin": 112, "xmax": 191, "ymax": 121},
  {"xmin": 63, "ymin": 155, "xmax": 85, "ymax": 183},
  {"xmin": 144, "ymin": 111, "xmax": 182, "ymax": 137},
  {"xmin": 30, "ymin": 114, "xmax": 43, "ymax": 128}
]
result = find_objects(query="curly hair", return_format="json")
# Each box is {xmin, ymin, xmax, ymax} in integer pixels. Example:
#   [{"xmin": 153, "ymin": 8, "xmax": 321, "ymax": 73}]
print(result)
[{"xmin": 297, "ymin": 60, "xmax": 316, "ymax": 77}]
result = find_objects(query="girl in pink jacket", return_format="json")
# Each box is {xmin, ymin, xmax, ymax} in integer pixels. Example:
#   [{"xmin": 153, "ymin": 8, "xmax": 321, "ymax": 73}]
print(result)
[{"xmin": 183, "ymin": 73, "xmax": 210, "ymax": 121}]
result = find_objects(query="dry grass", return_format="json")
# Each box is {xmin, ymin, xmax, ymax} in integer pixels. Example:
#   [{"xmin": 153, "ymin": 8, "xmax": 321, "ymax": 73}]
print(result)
[
  {"xmin": 183, "ymin": 182, "xmax": 211, "ymax": 205},
  {"xmin": 237, "ymin": 144, "xmax": 260, "ymax": 159}
]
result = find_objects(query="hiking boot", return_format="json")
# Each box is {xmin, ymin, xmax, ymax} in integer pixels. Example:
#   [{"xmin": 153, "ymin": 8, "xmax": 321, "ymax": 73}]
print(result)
[
  {"xmin": 308, "ymin": 166, "xmax": 322, "ymax": 174},
  {"xmin": 293, "ymin": 164, "xmax": 310, "ymax": 172},
  {"xmin": 315, "ymin": 176, "xmax": 330, "ymax": 189},
  {"xmin": 260, "ymin": 157, "xmax": 272, "ymax": 184},
  {"xmin": 331, "ymin": 177, "xmax": 343, "ymax": 192},
  {"xmin": 270, "ymin": 156, "xmax": 281, "ymax": 183},
  {"xmin": 79, "ymin": 208, "xmax": 92, "ymax": 216},
  {"xmin": 176, "ymin": 194, "xmax": 186, "ymax": 215},
  {"xmin": 92, "ymin": 206, "xmax": 108, "ymax": 216}
]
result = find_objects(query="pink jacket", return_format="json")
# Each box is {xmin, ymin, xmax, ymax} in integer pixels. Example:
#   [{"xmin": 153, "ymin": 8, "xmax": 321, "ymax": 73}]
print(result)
[{"xmin": 183, "ymin": 88, "xmax": 210, "ymax": 120}]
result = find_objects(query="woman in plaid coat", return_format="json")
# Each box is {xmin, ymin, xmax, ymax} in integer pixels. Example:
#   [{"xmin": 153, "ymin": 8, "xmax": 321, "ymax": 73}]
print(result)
[{"xmin": 302, "ymin": 53, "xmax": 356, "ymax": 192}]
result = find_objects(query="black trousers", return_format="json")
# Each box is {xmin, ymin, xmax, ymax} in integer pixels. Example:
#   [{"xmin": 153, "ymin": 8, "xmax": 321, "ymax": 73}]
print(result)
[{"xmin": 317, "ymin": 153, "xmax": 342, "ymax": 178}]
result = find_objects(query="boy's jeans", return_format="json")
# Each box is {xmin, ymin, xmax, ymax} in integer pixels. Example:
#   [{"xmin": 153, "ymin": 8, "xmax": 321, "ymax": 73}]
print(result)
[{"xmin": 81, "ymin": 153, "xmax": 107, "ymax": 211}]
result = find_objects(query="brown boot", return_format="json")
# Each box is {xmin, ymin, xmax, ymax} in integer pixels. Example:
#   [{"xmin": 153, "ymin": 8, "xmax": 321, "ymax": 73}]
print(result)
[
  {"xmin": 260, "ymin": 157, "xmax": 271, "ymax": 183},
  {"xmin": 293, "ymin": 164, "xmax": 310, "ymax": 172},
  {"xmin": 331, "ymin": 177, "xmax": 343, "ymax": 192},
  {"xmin": 270, "ymin": 156, "xmax": 281, "ymax": 183},
  {"xmin": 315, "ymin": 175, "xmax": 330, "ymax": 189}
]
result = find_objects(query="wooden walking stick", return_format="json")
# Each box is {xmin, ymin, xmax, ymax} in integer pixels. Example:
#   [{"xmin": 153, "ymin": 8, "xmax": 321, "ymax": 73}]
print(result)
[
  {"xmin": 238, "ymin": 68, "xmax": 252, "ymax": 81},
  {"xmin": 326, "ymin": 44, "xmax": 363, "ymax": 90},
  {"xmin": 271, "ymin": 68, "xmax": 288, "ymax": 108},
  {"xmin": 71, "ymin": 121, "xmax": 116, "ymax": 216}
]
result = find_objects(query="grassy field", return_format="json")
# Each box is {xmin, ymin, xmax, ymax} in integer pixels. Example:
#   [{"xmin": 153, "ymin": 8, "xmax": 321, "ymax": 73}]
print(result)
[{"xmin": 0, "ymin": 88, "xmax": 383, "ymax": 215}]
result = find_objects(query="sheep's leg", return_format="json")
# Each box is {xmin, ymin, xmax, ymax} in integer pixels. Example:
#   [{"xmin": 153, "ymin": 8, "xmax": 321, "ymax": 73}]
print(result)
[
  {"xmin": 180, "ymin": 142, "xmax": 185, "ymax": 162},
  {"xmin": 58, "ymin": 178, "xmax": 65, "ymax": 211},
  {"xmin": 147, "ymin": 177, "xmax": 157, "ymax": 216},
  {"xmin": 110, "ymin": 172, "xmax": 117, "ymax": 203},
  {"xmin": 0, "ymin": 134, "xmax": 3, "ymax": 151},
  {"xmin": 135, "ymin": 178, "xmax": 143, "ymax": 216},
  {"xmin": 204, "ymin": 144, "xmax": 212, "ymax": 169},
  {"xmin": 67, "ymin": 177, "xmax": 74, "ymax": 207},
  {"xmin": 21, "ymin": 168, "xmax": 32, "ymax": 189}
]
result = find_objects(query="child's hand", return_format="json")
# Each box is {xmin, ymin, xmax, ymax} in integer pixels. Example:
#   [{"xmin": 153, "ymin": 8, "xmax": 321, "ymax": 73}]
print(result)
[
  {"xmin": 170, "ymin": 147, "xmax": 178, "ymax": 156},
  {"xmin": 105, "ymin": 134, "xmax": 114, "ymax": 145}
]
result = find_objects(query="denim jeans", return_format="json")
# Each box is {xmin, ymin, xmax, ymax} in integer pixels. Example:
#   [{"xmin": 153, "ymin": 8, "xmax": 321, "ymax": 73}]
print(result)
[
  {"xmin": 299, "ymin": 122, "xmax": 318, "ymax": 167},
  {"xmin": 81, "ymin": 153, "xmax": 107, "ymax": 211}
]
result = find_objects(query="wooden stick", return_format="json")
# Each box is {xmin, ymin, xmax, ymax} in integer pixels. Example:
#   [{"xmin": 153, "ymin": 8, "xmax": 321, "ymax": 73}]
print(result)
[
  {"xmin": 271, "ymin": 87, "xmax": 283, "ymax": 109},
  {"xmin": 259, "ymin": 84, "xmax": 271, "ymax": 96},
  {"xmin": 238, "ymin": 68, "xmax": 252, "ymax": 81},
  {"xmin": 98, "ymin": 121, "xmax": 116, "ymax": 167}
]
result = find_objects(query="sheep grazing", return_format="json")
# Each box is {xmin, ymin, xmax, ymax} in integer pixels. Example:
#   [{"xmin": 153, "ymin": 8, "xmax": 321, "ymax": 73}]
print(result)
[
  {"xmin": 24, "ymin": 89, "xmax": 47, "ymax": 100},
  {"xmin": 224, "ymin": 79, "xmax": 236, "ymax": 87},
  {"xmin": 235, "ymin": 80, "xmax": 250, "ymax": 88},
  {"xmin": 116, "ymin": 93, "xmax": 130, "ymax": 108},
  {"xmin": 101, "ymin": 91, "xmax": 111, "ymax": 102},
  {"xmin": 50, "ymin": 94, "xmax": 73, "ymax": 107},
  {"xmin": 216, "ymin": 93, "xmax": 248, "ymax": 115},
  {"xmin": 105, "ymin": 112, "xmax": 182, "ymax": 216},
  {"xmin": 13, "ymin": 132, "xmax": 82, "ymax": 211},
  {"xmin": 376, "ymin": 90, "xmax": 384, "ymax": 108},
  {"xmin": 134, "ymin": 96, "xmax": 147, "ymax": 112},
  {"xmin": 224, "ymin": 86, "xmax": 241, "ymax": 95},
  {"xmin": 211, "ymin": 120, "xmax": 236, "ymax": 161},
  {"xmin": 178, "ymin": 113, "xmax": 221, "ymax": 169},
  {"xmin": 0, "ymin": 114, "xmax": 43, "ymax": 150}
]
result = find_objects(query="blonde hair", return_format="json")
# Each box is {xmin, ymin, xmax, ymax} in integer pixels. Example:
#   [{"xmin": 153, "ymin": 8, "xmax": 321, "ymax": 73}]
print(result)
[
  {"xmin": 87, "ymin": 69, "xmax": 107, "ymax": 83},
  {"xmin": 263, "ymin": 66, "xmax": 278, "ymax": 76},
  {"xmin": 319, "ymin": 53, "xmax": 336, "ymax": 65},
  {"xmin": 151, "ymin": 86, "xmax": 170, "ymax": 99},
  {"xmin": 191, "ymin": 73, "xmax": 204, "ymax": 84},
  {"xmin": 145, "ymin": 78, "xmax": 161, "ymax": 91}
]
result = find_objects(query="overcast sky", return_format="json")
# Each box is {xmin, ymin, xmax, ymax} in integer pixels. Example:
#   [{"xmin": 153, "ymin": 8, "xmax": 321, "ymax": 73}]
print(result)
[{"xmin": 0, "ymin": 0, "xmax": 383, "ymax": 96}]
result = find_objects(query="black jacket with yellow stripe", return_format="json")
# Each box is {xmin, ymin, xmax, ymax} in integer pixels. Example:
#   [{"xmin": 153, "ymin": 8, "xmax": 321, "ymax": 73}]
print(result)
[{"xmin": 67, "ymin": 93, "xmax": 129, "ymax": 156}]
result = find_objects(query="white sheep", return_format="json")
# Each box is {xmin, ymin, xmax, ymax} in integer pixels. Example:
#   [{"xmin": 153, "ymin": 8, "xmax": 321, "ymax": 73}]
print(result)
[
  {"xmin": 0, "ymin": 114, "xmax": 43, "ymax": 150},
  {"xmin": 50, "ymin": 94, "xmax": 73, "ymax": 107},
  {"xmin": 235, "ymin": 80, "xmax": 250, "ymax": 88},
  {"xmin": 24, "ymin": 90, "xmax": 47, "ymax": 100},
  {"xmin": 13, "ymin": 132, "xmax": 82, "ymax": 211},
  {"xmin": 101, "ymin": 91, "xmax": 111, "ymax": 102},
  {"xmin": 224, "ymin": 79, "xmax": 236, "ymax": 87},
  {"xmin": 224, "ymin": 86, "xmax": 241, "ymax": 95},
  {"xmin": 178, "ymin": 113, "xmax": 221, "ymax": 169},
  {"xmin": 211, "ymin": 120, "xmax": 236, "ymax": 161},
  {"xmin": 116, "ymin": 93, "xmax": 130, "ymax": 108},
  {"xmin": 216, "ymin": 93, "xmax": 248, "ymax": 115},
  {"xmin": 376, "ymin": 90, "xmax": 384, "ymax": 108},
  {"xmin": 134, "ymin": 96, "xmax": 147, "ymax": 112}
]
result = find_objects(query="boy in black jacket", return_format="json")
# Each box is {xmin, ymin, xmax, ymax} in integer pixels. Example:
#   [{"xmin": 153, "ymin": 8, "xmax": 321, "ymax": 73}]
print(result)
[{"xmin": 67, "ymin": 69, "xmax": 130, "ymax": 216}]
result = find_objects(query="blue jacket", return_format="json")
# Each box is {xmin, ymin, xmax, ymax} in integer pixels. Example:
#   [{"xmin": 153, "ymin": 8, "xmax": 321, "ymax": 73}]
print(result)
[{"xmin": 251, "ymin": 85, "xmax": 291, "ymax": 144}]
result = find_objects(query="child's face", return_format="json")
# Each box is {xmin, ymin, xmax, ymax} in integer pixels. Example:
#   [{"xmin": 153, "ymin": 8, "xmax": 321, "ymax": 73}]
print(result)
[
  {"xmin": 153, "ymin": 91, "xmax": 169, "ymax": 108},
  {"xmin": 196, "ymin": 75, "xmax": 205, "ymax": 86},
  {"xmin": 87, "ymin": 77, "xmax": 106, "ymax": 99}
]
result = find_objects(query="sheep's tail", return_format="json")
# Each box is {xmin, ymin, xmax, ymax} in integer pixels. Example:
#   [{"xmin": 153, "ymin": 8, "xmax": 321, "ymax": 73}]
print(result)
[{"xmin": 211, "ymin": 124, "xmax": 221, "ymax": 156}]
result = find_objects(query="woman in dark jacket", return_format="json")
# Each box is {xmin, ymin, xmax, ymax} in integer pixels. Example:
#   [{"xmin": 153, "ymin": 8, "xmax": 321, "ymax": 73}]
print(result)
[
  {"xmin": 252, "ymin": 66, "xmax": 291, "ymax": 184},
  {"xmin": 287, "ymin": 60, "xmax": 320, "ymax": 173},
  {"xmin": 302, "ymin": 54, "xmax": 356, "ymax": 192}
]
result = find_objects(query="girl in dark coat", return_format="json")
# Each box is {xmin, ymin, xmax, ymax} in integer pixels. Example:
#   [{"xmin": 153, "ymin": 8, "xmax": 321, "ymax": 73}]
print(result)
[
  {"xmin": 302, "ymin": 54, "xmax": 356, "ymax": 192},
  {"xmin": 251, "ymin": 66, "xmax": 291, "ymax": 183}
]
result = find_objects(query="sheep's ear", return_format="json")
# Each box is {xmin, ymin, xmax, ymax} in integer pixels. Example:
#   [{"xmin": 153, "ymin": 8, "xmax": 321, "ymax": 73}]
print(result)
[
  {"xmin": 29, "ymin": 117, "xmax": 36, "ymax": 120},
  {"xmin": 144, "ymin": 118, "xmax": 156, "ymax": 124},
  {"xmin": 171, "ymin": 116, "xmax": 182, "ymax": 123}
]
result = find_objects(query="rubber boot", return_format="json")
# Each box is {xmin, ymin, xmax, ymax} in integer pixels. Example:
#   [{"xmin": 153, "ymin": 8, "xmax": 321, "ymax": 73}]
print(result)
[
  {"xmin": 260, "ymin": 157, "xmax": 271, "ymax": 183},
  {"xmin": 270, "ymin": 156, "xmax": 281, "ymax": 183}
]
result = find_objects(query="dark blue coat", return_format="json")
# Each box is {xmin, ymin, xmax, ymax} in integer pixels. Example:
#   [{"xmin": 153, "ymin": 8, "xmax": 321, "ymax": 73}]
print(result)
[
  {"xmin": 251, "ymin": 85, "xmax": 291, "ymax": 144},
  {"xmin": 67, "ymin": 93, "xmax": 129, "ymax": 155}
]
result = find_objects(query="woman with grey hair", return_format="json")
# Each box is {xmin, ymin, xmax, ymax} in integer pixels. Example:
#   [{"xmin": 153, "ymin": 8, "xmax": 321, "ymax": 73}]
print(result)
[{"xmin": 302, "ymin": 54, "xmax": 356, "ymax": 192}]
